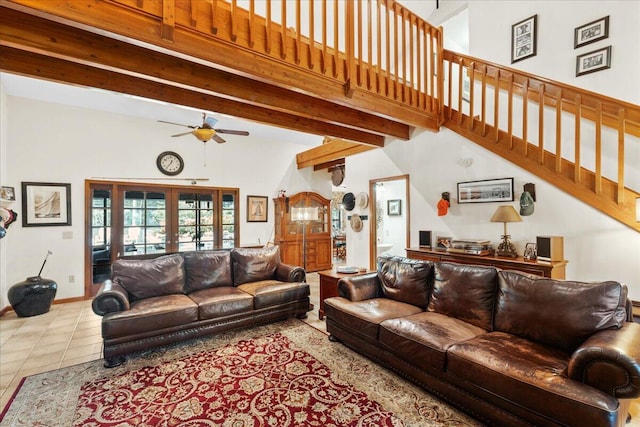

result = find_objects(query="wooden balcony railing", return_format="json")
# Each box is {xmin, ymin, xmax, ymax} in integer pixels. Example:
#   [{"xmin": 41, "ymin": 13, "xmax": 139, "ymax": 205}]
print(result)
[{"xmin": 442, "ymin": 50, "xmax": 640, "ymax": 231}]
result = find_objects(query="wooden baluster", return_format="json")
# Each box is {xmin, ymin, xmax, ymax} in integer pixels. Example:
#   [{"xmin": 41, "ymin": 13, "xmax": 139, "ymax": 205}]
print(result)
[
  {"xmin": 409, "ymin": 13, "xmax": 415, "ymax": 106},
  {"xmin": 423, "ymin": 25, "xmax": 428, "ymax": 110},
  {"xmin": 366, "ymin": 0, "xmax": 372, "ymax": 90},
  {"xmin": 555, "ymin": 90, "xmax": 562, "ymax": 173},
  {"xmin": 468, "ymin": 62, "xmax": 474, "ymax": 130},
  {"xmin": 507, "ymin": 74, "xmax": 514, "ymax": 149},
  {"xmin": 446, "ymin": 56, "xmax": 453, "ymax": 120},
  {"xmin": 248, "ymin": 0, "xmax": 255, "ymax": 48},
  {"xmin": 376, "ymin": 0, "xmax": 381, "ymax": 94},
  {"xmin": 210, "ymin": 0, "xmax": 218, "ymax": 35},
  {"xmin": 385, "ymin": 0, "xmax": 390, "ymax": 96},
  {"xmin": 574, "ymin": 95, "xmax": 582, "ymax": 183},
  {"xmin": 457, "ymin": 59, "xmax": 464, "ymax": 124},
  {"xmin": 393, "ymin": 3, "xmax": 399, "ymax": 100},
  {"xmin": 280, "ymin": 0, "xmax": 287, "ymax": 60},
  {"xmin": 295, "ymin": 0, "xmax": 301, "ymax": 64},
  {"xmin": 357, "ymin": 0, "xmax": 363, "ymax": 87},
  {"xmin": 308, "ymin": 0, "xmax": 314, "ymax": 69},
  {"xmin": 265, "ymin": 0, "xmax": 271, "ymax": 53},
  {"xmin": 401, "ymin": 7, "xmax": 407, "ymax": 102},
  {"xmin": 415, "ymin": 20, "xmax": 421, "ymax": 108},
  {"xmin": 538, "ymin": 83, "xmax": 544, "ymax": 164},
  {"xmin": 595, "ymin": 102, "xmax": 602, "ymax": 194},
  {"xmin": 522, "ymin": 78, "xmax": 529, "ymax": 156},
  {"xmin": 493, "ymin": 69, "xmax": 500, "ymax": 142},
  {"xmin": 190, "ymin": 0, "xmax": 198, "ymax": 27},
  {"xmin": 333, "ymin": 0, "xmax": 339, "ymax": 78},
  {"xmin": 230, "ymin": 0, "xmax": 237, "ymax": 42},
  {"xmin": 617, "ymin": 109, "xmax": 626, "ymax": 204},
  {"xmin": 345, "ymin": 0, "xmax": 355, "ymax": 95},
  {"xmin": 161, "ymin": 0, "xmax": 175, "ymax": 42},
  {"xmin": 481, "ymin": 65, "xmax": 487, "ymax": 136}
]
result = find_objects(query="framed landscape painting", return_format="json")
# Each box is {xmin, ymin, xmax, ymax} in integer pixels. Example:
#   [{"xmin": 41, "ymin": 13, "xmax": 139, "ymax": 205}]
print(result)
[{"xmin": 457, "ymin": 178, "xmax": 514, "ymax": 204}]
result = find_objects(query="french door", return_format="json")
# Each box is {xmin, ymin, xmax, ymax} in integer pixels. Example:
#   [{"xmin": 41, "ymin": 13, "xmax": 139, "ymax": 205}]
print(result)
[{"xmin": 85, "ymin": 180, "xmax": 239, "ymax": 297}]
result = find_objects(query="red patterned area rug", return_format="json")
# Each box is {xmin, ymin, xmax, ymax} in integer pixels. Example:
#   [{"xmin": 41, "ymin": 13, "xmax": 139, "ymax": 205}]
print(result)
[{"xmin": 0, "ymin": 319, "xmax": 481, "ymax": 427}]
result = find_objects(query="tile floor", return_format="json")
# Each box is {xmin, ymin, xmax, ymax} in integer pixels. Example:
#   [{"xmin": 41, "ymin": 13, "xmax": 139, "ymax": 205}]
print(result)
[{"xmin": 1, "ymin": 271, "xmax": 638, "ymax": 426}]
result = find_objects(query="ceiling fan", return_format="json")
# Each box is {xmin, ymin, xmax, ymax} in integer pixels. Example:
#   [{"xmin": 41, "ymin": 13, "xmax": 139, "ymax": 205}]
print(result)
[{"xmin": 159, "ymin": 113, "xmax": 250, "ymax": 143}]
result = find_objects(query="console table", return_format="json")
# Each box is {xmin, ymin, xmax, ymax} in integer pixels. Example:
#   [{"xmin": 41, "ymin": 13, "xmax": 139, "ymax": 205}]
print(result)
[
  {"xmin": 405, "ymin": 247, "xmax": 567, "ymax": 279},
  {"xmin": 317, "ymin": 268, "xmax": 374, "ymax": 320}
]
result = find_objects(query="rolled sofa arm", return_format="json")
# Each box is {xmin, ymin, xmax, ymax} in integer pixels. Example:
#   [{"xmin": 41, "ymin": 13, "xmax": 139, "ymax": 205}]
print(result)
[
  {"xmin": 568, "ymin": 322, "xmax": 640, "ymax": 399},
  {"xmin": 91, "ymin": 279, "xmax": 130, "ymax": 316},
  {"xmin": 275, "ymin": 263, "xmax": 306, "ymax": 283},
  {"xmin": 338, "ymin": 272, "xmax": 381, "ymax": 302}
]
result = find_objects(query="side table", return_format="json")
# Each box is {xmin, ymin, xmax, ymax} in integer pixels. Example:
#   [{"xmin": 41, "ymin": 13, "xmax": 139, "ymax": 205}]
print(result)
[{"xmin": 317, "ymin": 268, "xmax": 375, "ymax": 320}]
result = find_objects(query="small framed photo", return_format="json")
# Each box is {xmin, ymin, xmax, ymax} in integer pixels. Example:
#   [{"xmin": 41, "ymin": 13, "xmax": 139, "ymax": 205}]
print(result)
[
  {"xmin": 511, "ymin": 14, "xmax": 537, "ymax": 63},
  {"xmin": 435, "ymin": 236, "xmax": 452, "ymax": 251},
  {"xmin": 247, "ymin": 195, "xmax": 268, "ymax": 222},
  {"xmin": 0, "ymin": 186, "xmax": 15, "ymax": 201},
  {"xmin": 21, "ymin": 182, "xmax": 71, "ymax": 227},
  {"xmin": 387, "ymin": 199, "xmax": 402, "ymax": 216},
  {"xmin": 457, "ymin": 178, "xmax": 514, "ymax": 204},
  {"xmin": 576, "ymin": 46, "xmax": 612, "ymax": 77},
  {"xmin": 574, "ymin": 16, "xmax": 609, "ymax": 49}
]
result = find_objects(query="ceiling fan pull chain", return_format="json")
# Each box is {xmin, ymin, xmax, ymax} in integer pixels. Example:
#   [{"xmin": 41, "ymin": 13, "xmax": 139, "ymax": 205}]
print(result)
[{"xmin": 203, "ymin": 142, "xmax": 207, "ymax": 167}]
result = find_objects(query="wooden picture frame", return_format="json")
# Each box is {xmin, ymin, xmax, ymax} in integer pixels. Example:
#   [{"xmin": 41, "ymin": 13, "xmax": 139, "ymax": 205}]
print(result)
[
  {"xmin": 576, "ymin": 46, "xmax": 612, "ymax": 77},
  {"xmin": 21, "ymin": 182, "xmax": 71, "ymax": 226},
  {"xmin": 511, "ymin": 15, "xmax": 537, "ymax": 63},
  {"xmin": 457, "ymin": 178, "xmax": 514, "ymax": 204},
  {"xmin": 574, "ymin": 16, "xmax": 609, "ymax": 49},
  {"xmin": 435, "ymin": 236, "xmax": 452, "ymax": 251},
  {"xmin": 387, "ymin": 199, "xmax": 402, "ymax": 216},
  {"xmin": 247, "ymin": 195, "xmax": 268, "ymax": 222}
]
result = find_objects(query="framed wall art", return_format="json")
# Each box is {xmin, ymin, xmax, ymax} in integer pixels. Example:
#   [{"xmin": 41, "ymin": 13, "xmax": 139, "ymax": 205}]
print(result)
[
  {"xmin": 576, "ymin": 46, "xmax": 611, "ymax": 76},
  {"xmin": 247, "ymin": 195, "xmax": 268, "ymax": 222},
  {"xmin": 511, "ymin": 14, "xmax": 537, "ymax": 63},
  {"xmin": 387, "ymin": 199, "xmax": 402, "ymax": 216},
  {"xmin": 21, "ymin": 182, "xmax": 71, "ymax": 227},
  {"xmin": 574, "ymin": 16, "xmax": 609, "ymax": 49},
  {"xmin": 0, "ymin": 186, "xmax": 15, "ymax": 201},
  {"xmin": 457, "ymin": 178, "xmax": 514, "ymax": 204}
]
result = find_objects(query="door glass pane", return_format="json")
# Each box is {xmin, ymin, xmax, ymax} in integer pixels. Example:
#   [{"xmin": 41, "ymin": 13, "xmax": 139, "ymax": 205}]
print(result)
[
  {"xmin": 177, "ymin": 192, "xmax": 215, "ymax": 251},
  {"xmin": 222, "ymin": 194, "xmax": 235, "ymax": 248},
  {"xmin": 91, "ymin": 189, "xmax": 111, "ymax": 284},
  {"xmin": 123, "ymin": 190, "xmax": 167, "ymax": 255}
]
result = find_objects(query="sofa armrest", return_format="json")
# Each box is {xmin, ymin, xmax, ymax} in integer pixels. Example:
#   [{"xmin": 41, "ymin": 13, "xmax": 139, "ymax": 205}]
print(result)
[
  {"xmin": 568, "ymin": 322, "xmax": 640, "ymax": 399},
  {"xmin": 338, "ymin": 273, "xmax": 381, "ymax": 302},
  {"xmin": 275, "ymin": 262, "xmax": 306, "ymax": 283},
  {"xmin": 91, "ymin": 279, "xmax": 130, "ymax": 316}
]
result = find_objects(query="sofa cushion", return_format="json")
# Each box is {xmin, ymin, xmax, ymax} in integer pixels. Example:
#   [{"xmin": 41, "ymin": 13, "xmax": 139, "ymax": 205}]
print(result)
[
  {"xmin": 379, "ymin": 312, "xmax": 486, "ymax": 372},
  {"xmin": 183, "ymin": 250, "xmax": 233, "ymax": 293},
  {"xmin": 188, "ymin": 287, "xmax": 254, "ymax": 319},
  {"xmin": 377, "ymin": 256, "xmax": 433, "ymax": 309},
  {"xmin": 102, "ymin": 294, "xmax": 198, "ymax": 338},
  {"xmin": 231, "ymin": 246, "xmax": 280, "ymax": 285},
  {"xmin": 237, "ymin": 280, "xmax": 309, "ymax": 310},
  {"xmin": 495, "ymin": 271, "xmax": 628, "ymax": 352},
  {"xmin": 447, "ymin": 331, "xmax": 619, "ymax": 427},
  {"xmin": 324, "ymin": 297, "xmax": 423, "ymax": 340},
  {"xmin": 112, "ymin": 253, "xmax": 185, "ymax": 301},
  {"xmin": 428, "ymin": 262, "xmax": 498, "ymax": 330}
]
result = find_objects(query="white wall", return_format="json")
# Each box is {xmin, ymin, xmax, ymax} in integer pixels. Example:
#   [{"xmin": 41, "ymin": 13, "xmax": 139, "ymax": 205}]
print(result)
[
  {"xmin": 1, "ymin": 96, "xmax": 328, "ymax": 302},
  {"xmin": 344, "ymin": 128, "xmax": 640, "ymax": 300},
  {"xmin": 0, "ymin": 79, "xmax": 8, "ymax": 309}
]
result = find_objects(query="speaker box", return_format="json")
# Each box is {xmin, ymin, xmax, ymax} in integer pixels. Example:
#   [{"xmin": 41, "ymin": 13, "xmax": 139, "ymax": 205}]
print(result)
[
  {"xmin": 419, "ymin": 230, "xmax": 432, "ymax": 247},
  {"xmin": 536, "ymin": 236, "xmax": 564, "ymax": 262}
]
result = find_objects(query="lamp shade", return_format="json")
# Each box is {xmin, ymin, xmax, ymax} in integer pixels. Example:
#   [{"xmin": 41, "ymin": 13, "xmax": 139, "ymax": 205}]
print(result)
[
  {"xmin": 192, "ymin": 128, "xmax": 216, "ymax": 142},
  {"xmin": 291, "ymin": 207, "xmax": 319, "ymax": 222},
  {"xmin": 490, "ymin": 205, "xmax": 522, "ymax": 223}
]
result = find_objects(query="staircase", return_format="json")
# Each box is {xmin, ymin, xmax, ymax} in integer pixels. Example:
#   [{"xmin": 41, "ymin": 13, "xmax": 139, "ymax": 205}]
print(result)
[{"xmin": 0, "ymin": 0, "xmax": 638, "ymax": 231}]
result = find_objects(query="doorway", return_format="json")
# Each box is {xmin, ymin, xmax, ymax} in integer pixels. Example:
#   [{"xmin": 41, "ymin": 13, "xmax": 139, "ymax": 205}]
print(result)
[{"xmin": 369, "ymin": 175, "xmax": 410, "ymax": 269}]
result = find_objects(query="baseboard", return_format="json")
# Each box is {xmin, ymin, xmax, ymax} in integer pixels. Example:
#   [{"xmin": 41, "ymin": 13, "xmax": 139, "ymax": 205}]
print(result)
[{"xmin": 0, "ymin": 296, "xmax": 88, "ymax": 317}]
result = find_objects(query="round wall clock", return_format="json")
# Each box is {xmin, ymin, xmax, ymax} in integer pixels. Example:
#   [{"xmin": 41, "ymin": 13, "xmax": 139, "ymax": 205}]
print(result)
[{"xmin": 156, "ymin": 151, "xmax": 184, "ymax": 176}]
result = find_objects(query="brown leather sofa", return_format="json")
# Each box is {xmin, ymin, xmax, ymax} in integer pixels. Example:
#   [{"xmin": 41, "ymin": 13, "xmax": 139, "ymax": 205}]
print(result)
[
  {"xmin": 92, "ymin": 246, "xmax": 309, "ymax": 367},
  {"xmin": 324, "ymin": 256, "xmax": 640, "ymax": 427}
]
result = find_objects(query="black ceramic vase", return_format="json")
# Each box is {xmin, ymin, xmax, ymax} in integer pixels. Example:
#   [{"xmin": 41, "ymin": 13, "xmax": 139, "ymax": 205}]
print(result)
[{"xmin": 8, "ymin": 276, "xmax": 57, "ymax": 317}]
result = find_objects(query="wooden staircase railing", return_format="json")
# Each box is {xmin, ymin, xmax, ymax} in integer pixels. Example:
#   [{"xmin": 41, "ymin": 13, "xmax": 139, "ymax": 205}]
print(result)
[{"xmin": 442, "ymin": 50, "xmax": 640, "ymax": 232}]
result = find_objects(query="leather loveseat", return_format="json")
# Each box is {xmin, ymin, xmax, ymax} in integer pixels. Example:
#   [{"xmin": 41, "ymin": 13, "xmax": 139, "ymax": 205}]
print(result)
[
  {"xmin": 324, "ymin": 255, "xmax": 640, "ymax": 427},
  {"xmin": 92, "ymin": 246, "xmax": 309, "ymax": 367}
]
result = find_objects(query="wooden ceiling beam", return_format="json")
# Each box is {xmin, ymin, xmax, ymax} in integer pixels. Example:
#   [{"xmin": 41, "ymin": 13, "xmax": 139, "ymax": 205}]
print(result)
[
  {"xmin": 0, "ymin": 6, "xmax": 409, "ymax": 143},
  {"xmin": 313, "ymin": 159, "xmax": 345, "ymax": 172},
  {"xmin": 0, "ymin": 46, "xmax": 385, "ymax": 145},
  {"xmin": 296, "ymin": 140, "xmax": 376, "ymax": 169}
]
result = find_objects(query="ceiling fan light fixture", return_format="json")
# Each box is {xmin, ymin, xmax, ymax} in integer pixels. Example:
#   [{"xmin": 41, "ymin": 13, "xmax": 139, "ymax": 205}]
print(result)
[{"xmin": 192, "ymin": 128, "xmax": 216, "ymax": 142}]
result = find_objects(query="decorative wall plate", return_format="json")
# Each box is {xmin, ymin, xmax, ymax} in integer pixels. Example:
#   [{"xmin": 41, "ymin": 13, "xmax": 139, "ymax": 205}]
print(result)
[
  {"xmin": 331, "ymin": 167, "xmax": 345, "ymax": 186},
  {"xmin": 350, "ymin": 213, "xmax": 363, "ymax": 232},
  {"xmin": 342, "ymin": 192, "xmax": 355, "ymax": 211},
  {"xmin": 356, "ymin": 192, "xmax": 369, "ymax": 209}
]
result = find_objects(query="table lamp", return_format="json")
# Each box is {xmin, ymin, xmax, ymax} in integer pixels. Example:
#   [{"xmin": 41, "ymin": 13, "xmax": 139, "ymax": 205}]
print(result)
[{"xmin": 490, "ymin": 205, "xmax": 522, "ymax": 257}]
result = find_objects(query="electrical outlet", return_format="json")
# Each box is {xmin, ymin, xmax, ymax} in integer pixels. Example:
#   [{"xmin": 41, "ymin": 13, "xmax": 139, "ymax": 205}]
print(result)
[{"xmin": 68, "ymin": 275, "xmax": 75, "ymax": 283}]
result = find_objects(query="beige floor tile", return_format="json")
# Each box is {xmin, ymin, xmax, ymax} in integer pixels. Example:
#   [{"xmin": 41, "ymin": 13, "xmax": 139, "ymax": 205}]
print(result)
[
  {"xmin": 20, "ymin": 351, "xmax": 65, "ymax": 371},
  {"xmin": 31, "ymin": 341, "xmax": 69, "ymax": 356},
  {"xmin": 0, "ymin": 373, "xmax": 16, "ymax": 390},
  {"xmin": 1, "ymin": 337, "xmax": 37, "ymax": 353},
  {"xmin": 68, "ymin": 335, "xmax": 102, "ymax": 349},
  {"xmin": 64, "ymin": 342, "xmax": 102, "ymax": 359},
  {"xmin": 60, "ymin": 354, "xmax": 101, "ymax": 369},
  {"xmin": 0, "ymin": 349, "xmax": 30, "ymax": 364},
  {"xmin": 0, "ymin": 360, "xmax": 24, "ymax": 377}
]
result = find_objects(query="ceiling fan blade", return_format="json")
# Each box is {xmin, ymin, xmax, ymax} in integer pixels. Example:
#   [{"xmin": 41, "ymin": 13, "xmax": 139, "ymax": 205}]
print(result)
[
  {"xmin": 171, "ymin": 131, "xmax": 194, "ymax": 137},
  {"xmin": 158, "ymin": 120, "xmax": 196, "ymax": 129},
  {"xmin": 212, "ymin": 134, "xmax": 226, "ymax": 143},
  {"xmin": 214, "ymin": 129, "xmax": 250, "ymax": 136}
]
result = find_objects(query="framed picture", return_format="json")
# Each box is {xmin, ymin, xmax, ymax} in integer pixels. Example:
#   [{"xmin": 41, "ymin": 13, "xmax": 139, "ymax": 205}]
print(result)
[
  {"xmin": 0, "ymin": 186, "xmax": 15, "ymax": 201},
  {"xmin": 574, "ymin": 16, "xmax": 609, "ymax": 49},
  {"xmin": 387, "ymin": 199, "xmax": 402, "ymax": 216},
  {"xmin": 247, "ymin": 195, "xmax": 268, "ymax": 222},
  {"xmin": 511, "ymin": 15, "xmax": 537, "ymax": 63},
  {"xmin": 21, "ymin": 182, "xmax": 71, "ymax": 227},
  {"xmin": 457, "ymin": 178, "xmax": 514, "ymax": 204},
  {"xmin": 435, "ymin": 236, "xmax": 452, "ymax": 251},
  {"xmin": 576, "ymin": 46, "xmax": 612, "ymax": 77}
]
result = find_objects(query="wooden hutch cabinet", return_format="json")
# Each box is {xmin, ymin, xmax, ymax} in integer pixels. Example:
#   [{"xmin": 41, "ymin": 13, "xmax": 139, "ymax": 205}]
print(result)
[{"xmin": 273, "ymin": 192, "xmax": 332, "ymax": 272}]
